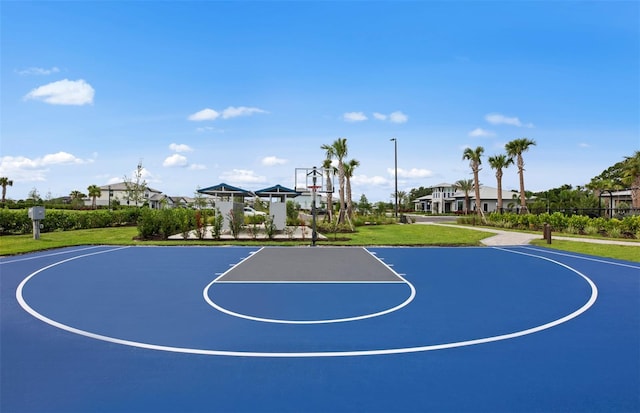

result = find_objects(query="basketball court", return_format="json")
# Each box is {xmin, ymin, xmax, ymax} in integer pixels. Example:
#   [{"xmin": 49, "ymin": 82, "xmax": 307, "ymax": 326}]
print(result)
[{"xmin": 1, "ymin": 245, "xmax": 638, "ymax": 412}]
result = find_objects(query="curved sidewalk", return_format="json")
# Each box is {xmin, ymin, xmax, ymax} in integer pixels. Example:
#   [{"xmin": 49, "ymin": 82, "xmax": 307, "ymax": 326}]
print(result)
[{"xmin": 421, "ymin": 222, "xmax": 640, "ymax": 247}]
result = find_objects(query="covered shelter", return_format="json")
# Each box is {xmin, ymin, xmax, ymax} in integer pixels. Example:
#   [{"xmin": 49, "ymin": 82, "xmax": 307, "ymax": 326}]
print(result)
[
  {"xmin": 255, "ymin": 184, "xmax": 300, "ymax": 230},
  {"xmin": 197, "ymin": 183, "xmax": 252, "ymax": 231}
]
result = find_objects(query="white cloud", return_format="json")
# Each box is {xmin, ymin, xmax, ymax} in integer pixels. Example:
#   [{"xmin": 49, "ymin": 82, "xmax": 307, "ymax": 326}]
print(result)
[
  {"xmin": 389, "ymin": 111, "xmax": 408, "ymax": 124},
  {"xmin": 387, "ymin": 167, "xmax": 433, "ymax": 179},
  {"xmin": 469, "ymin": 128, "xmax": 495, "ymax": 137},
  {"xmin": 0, "ymin": 151, "xmax": 90, "ymax": 182},
  {"xmin": 163, "ymin": 154, "xmax": 188, "ymax": 167},
  {"xmin": 485, "ymin": 113, "xmax": 533, "ymax": 128},
  {"xmin": 578, "ymin": 142, "xmax": 591, "ymax": 148},
  {"xmin": 261, "ymin": 156, "xmax": 288, "ymax": 166},
  {"xmin": 17, "ymin": 66, "xmax": 60, "ymax": 76},
  {"xmin": 24, "ymin": 79, "xmax": 94, "ymax": 106},
  {"xmin": 188, "ymin": 108, "xmax": 220, "ymax": 121},
  {"xmin": 343, "ymin": 112, "xmax": 368, "ymax": 122},
  {"xmin": 169, "ymin": 143, "xmax": 193, "ymax": 153},
  {"xmin": 221, "ymin": 106, "xmax": 268, "ymax": 119},
  {"xmin": 373, "ymin": 112, "xmax": 387, "ymax": 121},
  {"xmin": 189, "ymin": 164, "xmax": 207, "ymax": 170},
  {"xmin": 189, "ymin": 106, "xmax": 267, "ymax": 122},
  {"xmin": 196, "ymin": 126, "xmax": 223, "ymax": 133},
  {"xmin": 351, "ymin": 175, "xmax": 389, "ymax": 186},
  {"xmin": 220, "ymin": 169, "xmax": 267, "ymax": 184}
]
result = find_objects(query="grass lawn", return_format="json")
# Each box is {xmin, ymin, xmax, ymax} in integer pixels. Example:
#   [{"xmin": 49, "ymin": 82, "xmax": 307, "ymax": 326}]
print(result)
[
  {"xmin": 1, "ymin": 224, "xmax": 638, "ymax": 263},
  {"xmin": 530, "ymin": 239, "xmax": 640, "ymax": 263}
]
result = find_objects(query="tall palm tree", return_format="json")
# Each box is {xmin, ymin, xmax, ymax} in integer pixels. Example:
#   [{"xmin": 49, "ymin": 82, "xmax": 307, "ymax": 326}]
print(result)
[
  {"xmin": 487, "ymin": 154, "xmax": 514, "ymax": 213},
  {"xmin": 344, "ymin": 158, "xmax": 360, "ymax": 218},
  {"xmin": 454, "ymin": 179, "xmax": 474, "ymax": 214},
  {"xmin": 321, "ymin": 158, "xmax": 335, "ymax": 222},
  {"xmin": 505, "ymin": 138, "xmax": 536, "ymax": 214},
  {"xmin": 0, "ymin": 177, "xmax": 13, "ymax": 203},
  {"xmin": 321, "ymin": 138, "xmax": 348, "ymax": 224},
  {"xmin": 87, "ymin": 184, "xmax": 102, "ymax": 209},
  {"xmin": 462, "ymin": 146, "xmax": 484, "ymax": 218},
  {"xmin": 622, "ymin": 150, "xmax": 640, "ymax": 209}
]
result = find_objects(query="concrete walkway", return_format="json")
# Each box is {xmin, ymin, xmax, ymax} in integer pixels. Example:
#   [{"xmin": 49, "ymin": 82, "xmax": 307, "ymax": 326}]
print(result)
[{"xmin": 420, "ymin": 222, "xmax": 640, "ymax": 247}]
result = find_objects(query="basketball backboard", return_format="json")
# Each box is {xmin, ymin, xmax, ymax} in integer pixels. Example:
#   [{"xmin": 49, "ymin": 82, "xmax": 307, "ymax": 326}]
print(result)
[{"xmin": 294, "ymin": 167, "xmax": 335, "ymax": 193}]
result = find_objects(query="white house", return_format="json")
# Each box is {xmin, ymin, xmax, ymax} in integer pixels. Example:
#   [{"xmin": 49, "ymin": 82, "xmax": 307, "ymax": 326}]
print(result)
[
  {"xmin": 413, "ymin": 183, "xmax": 520, "ymax": 214},
  {"xmin": 85, "ymin": 182, "xmax": 163, "ymax": 208}
]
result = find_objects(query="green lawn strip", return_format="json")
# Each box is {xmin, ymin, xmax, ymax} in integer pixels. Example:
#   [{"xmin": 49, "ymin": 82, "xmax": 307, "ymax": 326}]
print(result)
[
  {"xmin": 319, "ymin": 224, "xmax": 489, "ymax": 246},
  {"xmin": 530, "ymin": 239, "xmax": 640, "ymax": 263},
  {"xmin": 1, "ymin": 224, "xmax": 492, "ymax": 255},
  {"xmin": 3, "ymin": 225, "xmax": 637, "ymax": 264}
]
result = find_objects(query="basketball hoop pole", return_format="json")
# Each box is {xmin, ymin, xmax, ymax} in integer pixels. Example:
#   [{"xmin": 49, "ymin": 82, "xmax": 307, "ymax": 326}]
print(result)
[{"xmin": 308, "ymin": 166, "xmax": 319, "ymax": 246}]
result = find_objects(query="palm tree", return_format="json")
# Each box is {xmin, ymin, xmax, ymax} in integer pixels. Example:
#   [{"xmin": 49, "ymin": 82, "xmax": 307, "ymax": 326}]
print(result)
[
  {"xmin": 322, "ymin": 158, "xmax": 335, "ymax": 223},
  {"xmin": 344, "ymin": 158, "xmax": 360, "ymax": 218},
  {"xmin": 462, "ymin": 146, "xmax": 484, "ymax": 218},
  {"xmin": 505, "ymin": 138, "xmax": 536, "ymax": 214},
  {"xmin": 454, "ymin": 179, "xmax": 474, "ymax": 214},
  {"xmin": 0, "ymin": 177, "xmax": 13, "ymax": 203},
  {"xmin": 87, "ymin": 184, "xmax": 102, "ymax": 209},
  {"xmin": 321, "ymin": 138, "xmax": 348, "ymax": 224},
  {"xmin": 622, "ymin": 151, "xmax": 640, "ymax": 209},
  {"xmin": 488, "ymin": 154, "xmax": 514, "ymax": 213}
]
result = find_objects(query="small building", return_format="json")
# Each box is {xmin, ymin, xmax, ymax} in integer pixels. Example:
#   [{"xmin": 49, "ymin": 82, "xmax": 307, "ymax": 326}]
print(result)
[{"xmin": 413, "ymin": 183, "xmax": 520, "ymax": 214}]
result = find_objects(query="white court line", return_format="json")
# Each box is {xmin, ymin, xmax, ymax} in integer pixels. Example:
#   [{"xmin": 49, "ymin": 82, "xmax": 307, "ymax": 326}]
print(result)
[
  {"xmin": 0, "ymin": 245, "xmax": 106, "ymax": 264},
  {"xmin": 203, "ymin": 247, "xmax": 416, "ymax": 324},
  {"xmin": 17, "ymin": 246, "xmax": 597, "ymax": 358},
  {"xmin": 517, "ymin": 246, "xmax": 640, "ymax": 270}
]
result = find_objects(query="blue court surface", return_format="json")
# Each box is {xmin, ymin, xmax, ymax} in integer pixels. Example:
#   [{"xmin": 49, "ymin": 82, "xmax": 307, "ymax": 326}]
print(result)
[{"xmin": 1, "ymin": 245, "xmax": 638, "ymax": 412}]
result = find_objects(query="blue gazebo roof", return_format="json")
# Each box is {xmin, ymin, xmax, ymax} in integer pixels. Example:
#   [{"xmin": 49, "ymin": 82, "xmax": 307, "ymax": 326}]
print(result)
[
  {"xmin": 197, "ymin": 183, "xmax": 252, "ymax": 197},
  {"xmin": 254, "ymin": 184, "xmax": 300, "ymax": 198}
]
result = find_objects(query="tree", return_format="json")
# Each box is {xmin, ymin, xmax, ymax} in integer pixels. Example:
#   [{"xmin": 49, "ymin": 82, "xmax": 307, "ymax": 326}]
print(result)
[
  {"xmin": 344, "ymin": 158, "xmax": 360, "ymax": 218},
  {"xmin": 454, "ymin": 179, "xmax": 474, "ymax": 214},
  {"xmin": 462, "ymin": 146, "xmax": 484, "ymax": 218},
  {"xmin": 322, "ymin": 158, "xmax": 335, "ymax": 223},
  {"xmin": 0, "ymin": 177, "xmax": 13, "ymax": 203},
  {"xmin": 621, "ymin": 150, "xmax": 640, "ymax": 209},
  {"xmin": 357, "ymin": 194, "xmax": 372, "ymax": 215},
  {"xmin": 28, "ymin": 187, "xmax": 41, "ymax": 203},
  {"xmin": 487, "ymin": 154, "xmax": 514, "ymax": 213},
  {"xmin": 408, "ymin": 186, "xmax": 432, "ymax": 202},
  {"xmin": 87, "ymin": 184, "xmax": 101, "ymax": 209},
  {"xmin": 321, "ymin": 138, "xmax": 348, "ymax": 224},
  {"xmin": 505, "ymin": 138, "xmax": 536, "ymax": 214},
  {"xmin": 69, "ymin": 190, "xmax": 86, "ymax": 208},
  {"xmin": 123, "ymin": 161, "xmax": 148, "ymax": 207}
]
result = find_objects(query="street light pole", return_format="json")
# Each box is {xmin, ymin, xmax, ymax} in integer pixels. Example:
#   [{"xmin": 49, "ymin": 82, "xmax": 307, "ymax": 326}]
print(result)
[{"xmin": 390, "ymin": 138, "xmax": 398, "ymax": 219}]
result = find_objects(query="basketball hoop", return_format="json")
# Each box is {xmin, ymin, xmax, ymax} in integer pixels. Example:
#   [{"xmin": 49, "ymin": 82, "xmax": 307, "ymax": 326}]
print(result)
[{"xmin": 294, "ymin": 167, "xmax": 335, "ymax": 194}]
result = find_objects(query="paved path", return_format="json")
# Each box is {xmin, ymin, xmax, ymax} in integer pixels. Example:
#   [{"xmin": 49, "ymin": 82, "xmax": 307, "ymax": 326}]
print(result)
[{"xmin": 420, "ymin": 222, "xmax": 640, "ymax": 247}]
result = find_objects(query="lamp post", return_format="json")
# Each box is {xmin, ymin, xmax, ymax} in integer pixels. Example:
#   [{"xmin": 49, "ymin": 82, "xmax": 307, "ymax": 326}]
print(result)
[
  {"xmin": 108, "ymin": 186, "xmax": 113, "ymax": 211},
  {"xmin": 390, "ymin": 138, "xmax": 398, "ymax": 219}
]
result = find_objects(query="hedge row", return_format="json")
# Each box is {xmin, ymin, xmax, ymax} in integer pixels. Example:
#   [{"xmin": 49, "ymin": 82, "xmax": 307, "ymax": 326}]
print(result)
[
  {"xmin": 476, "ymin": 212, "xmax": 640, "ymax": 239},
  {"xmin": 0, "ymin": 208, "xmax": 141, "ymax": 234}
]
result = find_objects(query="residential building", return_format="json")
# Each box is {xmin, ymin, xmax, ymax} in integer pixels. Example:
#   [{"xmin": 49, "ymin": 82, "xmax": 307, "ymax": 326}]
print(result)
[
  {"xmin": 413, "ymin": 183, "xmax": 520, "ymax": 214},
  {"xmin": 85, "ymin": 182, "xmax": 162, "ymax": 208}
]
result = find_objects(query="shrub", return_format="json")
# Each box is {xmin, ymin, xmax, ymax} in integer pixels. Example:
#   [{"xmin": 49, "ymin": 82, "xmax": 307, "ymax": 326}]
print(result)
[
  {"xmin": 137, "ymin": 208, "xmax": 161, "ymax": 239},
  {"xmin": 264, "ymin": 215, "xmax": 277, "ymax": 239},
  {"xmin": 227, "ymin": 210, "xmax": 243, "ymax": 239},
  {"xmin": 210, "ymin": 208, "xmax": 224, "ymax": 239}
]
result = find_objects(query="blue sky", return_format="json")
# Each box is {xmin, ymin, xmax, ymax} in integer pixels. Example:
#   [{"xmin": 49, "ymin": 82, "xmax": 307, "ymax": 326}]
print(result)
[{"xmin": 1, "ymin": 1, "xmax": 638, "ymax": 203}]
